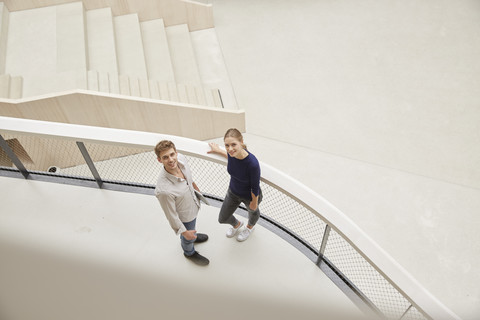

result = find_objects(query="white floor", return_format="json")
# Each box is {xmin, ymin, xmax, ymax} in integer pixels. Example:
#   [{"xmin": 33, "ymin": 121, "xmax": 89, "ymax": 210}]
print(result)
[
  {"xmin": 235, "ymin": 134, "xmax": 480, "ymax": 319},
  {"xmin": 0, "ymin": 176, "xmax": 364, "ymax": 320},
  {"xmin": 209, "ymin": 0, "xmax": 480, "ymax": 319}
]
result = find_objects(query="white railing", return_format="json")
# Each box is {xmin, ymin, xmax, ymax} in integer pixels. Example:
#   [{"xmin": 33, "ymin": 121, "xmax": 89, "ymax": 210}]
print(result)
[{"xmin": 0, "ymin": 116, "xmax": 460, "ymax": 320}]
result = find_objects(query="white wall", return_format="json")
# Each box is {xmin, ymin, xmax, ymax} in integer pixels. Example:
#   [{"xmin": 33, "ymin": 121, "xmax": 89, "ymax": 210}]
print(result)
[
  {"xmin": 213, "ymin": 0, "xmax": 480, "ymax": 189},
  {"xmin": 211, "ymin": 0, "xmax": 480, "ymax": 318}
]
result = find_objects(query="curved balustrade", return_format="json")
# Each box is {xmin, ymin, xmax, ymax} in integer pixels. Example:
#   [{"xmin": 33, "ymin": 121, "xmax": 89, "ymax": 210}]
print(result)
[{"xmin": 0, "ymin": 116, "xmax": 460, "ymax": 320}]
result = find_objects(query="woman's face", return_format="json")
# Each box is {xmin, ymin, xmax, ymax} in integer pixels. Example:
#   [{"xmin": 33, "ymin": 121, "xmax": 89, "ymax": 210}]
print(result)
[{"xmin": 224, "ymin": 136, "xmax": 243, "ymax": 158}]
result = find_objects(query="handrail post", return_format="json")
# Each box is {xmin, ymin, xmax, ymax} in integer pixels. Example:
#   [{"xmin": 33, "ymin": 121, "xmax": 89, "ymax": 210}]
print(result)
[
  {"xmin": 316, "ymin": 224, "xmax": 331, "ymax": 265},
  {"xmin": 76, "ymin": 141, "xmax": 103, "ymax": 188},
  {"xmin": 0, "ymin": 134, "xmax": 29, "ymax": 179},
  {"xmin": 399, "ymin": 304, "xmax": 413, "ymax": 320}
]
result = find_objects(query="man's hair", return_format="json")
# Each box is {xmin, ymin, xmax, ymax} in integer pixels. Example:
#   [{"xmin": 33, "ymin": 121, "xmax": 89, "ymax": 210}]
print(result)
[{"xmin": 154, "ymin": 140, "xmax": 176, "ymax": 158}]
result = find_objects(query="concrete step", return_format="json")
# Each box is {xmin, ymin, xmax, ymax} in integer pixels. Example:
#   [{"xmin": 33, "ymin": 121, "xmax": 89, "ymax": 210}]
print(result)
[
  {"xmin": 0, "ymin": 3, "xmax": 10, "ymax": 74},
  {"xmin": 109, "ymin": 73, "xmax": 120, "ymax": 94},
  {"xmin": 186, "ymin": 85, "xmax": 198, "ymax": 105},
  {"xmin": 6, "ymin": 4, "xmax": 87, "ymax": 97},
  {"xmin": 0, "ymin": 74, "xmax": 27, "ymax": 99},
  {"xmin": 195, "ymin": 86, "xmax": 207, "ymax": 105},
  {"xmin": 86, "ymin": 7, "xmax": 118, "ymax": 91},
  {"xmin": 140, "ymin": 19, "xmax": 175, "ymax": 83},
  {"xmin": 56, "ymin": 2, "xmax": 87, "ymax": 73},
  {"xmin": 2, "ymin": 2, "xmax": 87, "ymax": 97},
  {"xmin": 11, "ymin": 69, "xmax": 85, "ymax": 97},
  {"xmin": 5, "ymin": 5, "xmax": 57, "ymax": 96},
  {"xmin": 174, "ymin": 83, "xmax": 211, "ymax": 106},
  {"xmin": 129, "ymin": 77, "xmax": 141, "ymax": 97},
  {"xmin": 0, "ymin": 73, "xmax": 10, "ymax": 98},
  {"xmin": 87, "ymin": 70, "xmax": 110, "ymax": 93},
  {"xmin": 177, "ymin": 83, "xmax": 189, "ymax": 104},
  {"xmin": 56, "ymin": 69, "xmax": 88, "ymax": 92},
  {"xmin": 98, "ymin": 71, "xmax": 110, "ymax": 93},
  {"xmin": 150, "ymin": 81, "xmax": 208, "ymax": 105},
  {"xmin": 113, "ymin": 14, "xmax": 147, "ymax": 79},
  {"xmin": 190, "ymin": 28, "xmax": 237, "ymax": 109},
  {"xmin": 167, "ymin": 82, "xmax": 179, "ymax": 102},
  {"xmin": 139, "ymin": 78, "xmax": 150, "ymax": 98},
  {"xmin": 203, "ymin": 85, "xmax": 215, "ymax": 108},
  {"xmin": 87, "ymin": 70, "xmax": 99, "ymax": 91},
  {"xmin": 212, "ymin": 88, "xmax": 223, "ymax": 108},
  {"xmin": 149, "ymin": 80, "xmax": 160, "ymax": 99},
  {"xmin": 119, "ymin": 74, "xmax": 130, "ymax": 95},
  {"xmin": 165, "ymin": 24, "xmax": 202, "ymax": 87},
  {"xmin": 9, "ymin": 75, "xmax": 23, "ymax": 98},
  {"xmin": 158, "ymin": 82, "xmax": 170, "ymax": 101}
]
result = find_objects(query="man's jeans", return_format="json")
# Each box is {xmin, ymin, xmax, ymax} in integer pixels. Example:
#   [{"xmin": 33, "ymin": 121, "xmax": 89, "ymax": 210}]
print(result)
[{"xmin": 180, "ymin": 218, "xmax": 196, "ymax": 256}]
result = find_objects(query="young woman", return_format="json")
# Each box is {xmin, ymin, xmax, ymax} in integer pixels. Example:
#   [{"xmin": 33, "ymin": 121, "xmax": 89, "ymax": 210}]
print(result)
[{"xmin": 208, "ymin": 128, "xmax": 262, "ymax": 242}]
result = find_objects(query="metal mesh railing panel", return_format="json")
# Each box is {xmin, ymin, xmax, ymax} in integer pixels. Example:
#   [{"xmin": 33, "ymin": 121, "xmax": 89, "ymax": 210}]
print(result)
[
  {"xmin": 324, "ymin": 229, "xmax": 412, "ymax": 319},
  {"xmin": 402, "ymin": 306, "xmax": 428, "ymax": 320},
  {"xmin": 0, "ymin": 133, "xmax": 94, "ymax": 179},
  {"xmin": 258, "ymin": 181, "xmax": 326, "ymax": 251},
  {"xmin": 187, "ymin": 156, "xmax": 326, "ymax": 251},
  {"xmin": 186, "ymin": 156, "xmax": 230, "ymax": 199},
  {"xmin": 0, "ymin": 133, "xmax": 16, "ymax": 168},
  {"xmin": 83, "ymin": 143, "xmax": 160, "ymax": 186}
]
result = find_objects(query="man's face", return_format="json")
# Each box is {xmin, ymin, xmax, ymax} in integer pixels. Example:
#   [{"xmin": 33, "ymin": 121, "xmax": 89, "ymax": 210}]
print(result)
[{"xmin": 158, "ymin": 148, "xmax": 178, "ymax": 172}]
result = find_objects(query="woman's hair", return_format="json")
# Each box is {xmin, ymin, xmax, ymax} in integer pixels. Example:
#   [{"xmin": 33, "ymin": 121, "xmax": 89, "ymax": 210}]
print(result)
[
  {"xmin": 154, "ymin": 140, "xmax": 176, "ymax": 158},
  {"xmin": 224, "ymin": 128, "xmax": 247, "ymax": 149}
]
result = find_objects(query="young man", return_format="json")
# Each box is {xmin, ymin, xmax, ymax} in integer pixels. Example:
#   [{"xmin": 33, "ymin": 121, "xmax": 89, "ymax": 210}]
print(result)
[{"xmin": 154, "ymin": 140, "xmax": 209, "ymax": 266}]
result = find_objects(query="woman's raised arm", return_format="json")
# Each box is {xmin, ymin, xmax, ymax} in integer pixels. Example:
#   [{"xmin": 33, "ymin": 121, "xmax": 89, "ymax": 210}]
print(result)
[{"xmin": 207, "ymin": 142, "xmax": 228, "ymax": 159}]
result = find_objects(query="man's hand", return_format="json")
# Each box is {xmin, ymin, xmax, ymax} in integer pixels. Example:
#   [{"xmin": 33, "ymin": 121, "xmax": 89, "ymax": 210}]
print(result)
[
  {"xmin": 182, "ymin": 230, "xmax": 197, "ymax": 240},
  {"xmin": 192, "ymin": 182, "xmax": 200, "ymax": 192}
]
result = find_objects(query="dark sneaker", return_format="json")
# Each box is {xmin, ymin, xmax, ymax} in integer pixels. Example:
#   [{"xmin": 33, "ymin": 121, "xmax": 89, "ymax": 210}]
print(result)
[
  {"xmin": 184, "ymin": 251, "xmax": 209, "ymax": 266},
  {"xmin": 195, "ymin": 233, "xmax": 209, "ymax": 243}
]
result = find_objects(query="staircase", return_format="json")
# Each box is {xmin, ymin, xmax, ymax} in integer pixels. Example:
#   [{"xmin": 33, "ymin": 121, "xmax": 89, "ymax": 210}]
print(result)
[{"xmin": 0, "ymin": 1, "xmax": 235, "ymax": 109}]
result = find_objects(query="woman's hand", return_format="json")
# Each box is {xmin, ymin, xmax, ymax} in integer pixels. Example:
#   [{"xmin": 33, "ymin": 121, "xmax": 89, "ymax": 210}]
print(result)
[
  {"xmin": 208, "ymin": 142, "xmax": 227, "ymax": 158},
  {"xmin": 207, "ymin": 142, "xmax": 221, "ymax": 153},
  {"xmin": 249, "ymin": 192, "xmax": 259, "ymax": 211}
]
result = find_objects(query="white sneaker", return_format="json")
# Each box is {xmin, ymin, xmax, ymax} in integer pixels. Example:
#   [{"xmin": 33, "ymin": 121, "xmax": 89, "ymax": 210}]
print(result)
[
  {"xmin": 226, "ymin": 221, "xmax": 244, "ymax": 238},
  {"xmin": 237, "ymin": 226, "xmax": 255, "ymax": 242}
]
